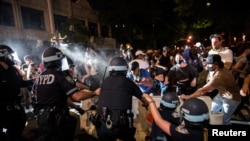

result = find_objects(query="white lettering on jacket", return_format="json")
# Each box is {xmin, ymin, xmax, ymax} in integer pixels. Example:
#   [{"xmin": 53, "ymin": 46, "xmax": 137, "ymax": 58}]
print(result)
[{"xmin": 38, "ymin": 74, "xmax": 55, "ymax": 85}]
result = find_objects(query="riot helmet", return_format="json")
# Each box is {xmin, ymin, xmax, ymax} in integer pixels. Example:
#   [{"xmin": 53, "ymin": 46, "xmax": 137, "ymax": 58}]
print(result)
[
  {"xmin": 181, "ymin": 98, "xmax": 209, "ymax": 128},
  {"xmin": 108, "ymin": 57, "xmax": 128, "ymax": 76},
  {"xmin": 0, "ymin": 44, "xmax": 14, "ymax": 58},
  {"xmin": 0, "ymin": 44, "xmax": 19, "ymax": 65},
  {"xmin": 42, "ymin": 47, "xmax": 64, "ymax": 69},
  {"xmin": 160, "ymin": 92, "xmax": 180, "ymax": 109}
]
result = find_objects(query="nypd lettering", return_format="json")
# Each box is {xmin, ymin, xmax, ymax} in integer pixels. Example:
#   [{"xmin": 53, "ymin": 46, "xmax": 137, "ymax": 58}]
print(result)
[{"xmin": 37, "ymin": 74, "xmax": 55, "ymax": 85}]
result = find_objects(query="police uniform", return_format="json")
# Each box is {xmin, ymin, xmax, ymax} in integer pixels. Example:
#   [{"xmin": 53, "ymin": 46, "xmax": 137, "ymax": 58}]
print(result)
[
  {"xmin": 150, "ymin": 92, "xmax": 180, "ymax": 141},
  {"xmin": 170, "ymin": 124, "xmax": 205, "ymax": 141},
  {"xmin": 32, "ymin": 47, "xmax": 81, "ymax": 141},
  {"xmin": 96, "ymin": 75, "xmax": 143, "ymax": 141},
  {"xmin": 169, "ymin": 98, "xmax": 209, "ymax": 141},
  {"xmin": 33, "ymin": 69, "xmax": 78, "ymax": 141},
  {"xmin": 0, "ymin": 45, "xmax": 33, "ymax": 141},
  {"xmin": 151, "ymin": 109, "xmax": 180, "ymax": 141}
]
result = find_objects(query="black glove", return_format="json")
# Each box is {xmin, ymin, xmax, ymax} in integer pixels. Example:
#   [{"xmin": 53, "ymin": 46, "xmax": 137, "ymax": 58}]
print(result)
[{"xmin": 76, "ymin": 107, "xmax": 85, "ymax": 115}]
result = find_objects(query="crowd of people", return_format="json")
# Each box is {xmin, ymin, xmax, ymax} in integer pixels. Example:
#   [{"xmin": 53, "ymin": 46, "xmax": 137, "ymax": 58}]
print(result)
[{"xmin": 0, "ymin": 33, "xmax": 250, "ymax": 141}]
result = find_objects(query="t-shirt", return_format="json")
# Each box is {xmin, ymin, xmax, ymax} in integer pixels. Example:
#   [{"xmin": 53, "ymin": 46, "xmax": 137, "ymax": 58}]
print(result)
[
  {"xmin": 128, "ymin": 59, "xmax": 149, "ymax": 70},
  {"xmin": 208, "ymin": 47, "xmax": 233, "ymax": 63},
  {"xmin": 127, "ymin": 68, "xmax": 153, "ymax": 94},
  {"xmin": 207, "ymin": 68, "xmax": 241, "ymax": 101}
]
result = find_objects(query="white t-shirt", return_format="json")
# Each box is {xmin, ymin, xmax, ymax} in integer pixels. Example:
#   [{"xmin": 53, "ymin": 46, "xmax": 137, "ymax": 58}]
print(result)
[
  {"xmin": 128, "ymin": 59, "xmax": 149, "ymax": 70},
  {"xmin": 208, "ymin": 47, "xmax": 233, "ymax": 63}
]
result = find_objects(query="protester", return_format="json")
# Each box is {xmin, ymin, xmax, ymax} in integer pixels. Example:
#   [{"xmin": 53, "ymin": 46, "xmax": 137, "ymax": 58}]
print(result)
[
  {"xmin": 203, "ymin": 33, "xmax": 234, "ymax": 99},
  {"xmin": 180, "ymin": 54, "xmax": 241, "ymax": 125},
  {"xmin": 232, "ymin": 46, "xmax": 250, "ymax": 87},
  {"xmin": 231, "ymin": 46, "xmax": 250, "ymax": 117},
  {"xmin": 164, "ymin": 53, "xmax": 198, "ymax": 96},
  {"xmin": 128, "ymin": 49, "xmax": 149, "ymax": 70},
  {"xmin": 240, "ymin": 75, "xmax": 250, "ymax": 97},
  {"xmin": 155, "ymin": 46, "xmax": 172, "ymax": 75},
  {"xmin": 127, "ymin": 61, "xmax": 154, "ymax": 94},
  {"xmin": 208, "ymin": 33, "xmax": 233, "ymax": 70}
]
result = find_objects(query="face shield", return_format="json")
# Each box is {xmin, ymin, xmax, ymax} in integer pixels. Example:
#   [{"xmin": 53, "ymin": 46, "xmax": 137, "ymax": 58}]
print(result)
[
  {"xmin": 0, "ymin": 50, "xmax": 21, "ymax": 66},
  {"xmin": 61, "ymin": 56, "xmax": 69, "ymax": 71},
  {"xmin": 9, "ymin": 52, "xmax": 21, "ymax": 65}
]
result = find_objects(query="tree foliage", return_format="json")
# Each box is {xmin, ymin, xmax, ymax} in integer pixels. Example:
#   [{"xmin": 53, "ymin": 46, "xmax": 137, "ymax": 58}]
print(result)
[{"xmin": 87, "ymin": 0, "xmax": 250, "ymax": 48}]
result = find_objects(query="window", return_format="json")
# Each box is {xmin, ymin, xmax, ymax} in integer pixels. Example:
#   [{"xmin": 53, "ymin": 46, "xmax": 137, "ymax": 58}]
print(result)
[
  {"xmin": 0, "ymin": 2, "xmax": 15, "ymax": 26},
  {"xmin": 101, "ymin": 25, "xmax": 109, "ymax": 37},
  {"xmin": 88, "ymin": 22, "xmax": 97, "ymax": 36},
  {"xmin": 21, "ymin": 6, "xmax": 45, "ymax": 30},
  {"xmin": 54, "ymin": 14, "xmax": 67, "ymax": 31}
]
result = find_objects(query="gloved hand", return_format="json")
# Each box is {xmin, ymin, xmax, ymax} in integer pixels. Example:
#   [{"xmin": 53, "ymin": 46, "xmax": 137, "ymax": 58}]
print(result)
[{"xmin": 76, "ymin": 107, "xmax": 85, "ymax": 115}]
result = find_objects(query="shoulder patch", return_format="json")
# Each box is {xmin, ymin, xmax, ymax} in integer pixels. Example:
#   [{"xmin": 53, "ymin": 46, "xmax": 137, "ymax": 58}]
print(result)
[
  {"xmin": 65, "ymin": 76, "xmax": 75, "ymax": 84},
  {"xmin": 175, "ymin": 125, "xmax": 189, "ymax": 134}
]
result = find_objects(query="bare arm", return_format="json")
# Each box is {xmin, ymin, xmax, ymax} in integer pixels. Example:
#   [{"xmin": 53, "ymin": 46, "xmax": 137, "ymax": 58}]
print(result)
[
  {"xmin": 142, "ymin": 94, "xmax": 172, "ymax": 136},
  {"xmin": 240, "ymin": 76, "xmax": 250, "ymax": 96},
  {"xmin": 232, "ymin": 60, "xmax": 245, "ymax": 74},
  {"xmin": 180, "ymin": 83, "xmax": 215, "ymax": 100},
  {"xmin": 138, "ymin": 77, "xmax": 154, "ymax": 86},
  {"xmin": 225, "ymin": 62, "xmax": 233, "ymax": 70},
  {"xmin": 70, "ymin": 88, "xmax": 99, "ymax": 102},
  {"xmin": 75, "ymin": 81, "xmax": 90, "ymax": 90}
]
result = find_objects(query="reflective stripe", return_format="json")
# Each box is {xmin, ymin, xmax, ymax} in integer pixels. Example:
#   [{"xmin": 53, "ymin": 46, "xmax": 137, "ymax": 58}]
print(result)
[
  {"xmin": 43, "ymin": 54, "xmax": 64, "ymax": 62},
  {"xmin": 108, "ymin": 66, "xmax": 128, "ymax": 71},
  {"xmin": 66, "ymin": 87, "xmax": 79, "ymax": 96},
  {"xmin": 184, "ymin": 113, "xmax": 209, "ymax": 122},
  {"xmin": 160, "ymin": 99, "xmax": 177, "ymax": 108}
]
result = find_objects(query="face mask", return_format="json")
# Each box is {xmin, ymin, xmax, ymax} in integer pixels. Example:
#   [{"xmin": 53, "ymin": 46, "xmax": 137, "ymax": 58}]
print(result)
[
  {"xmin": 176, "ymin": 59, "xmax": 184, "ymax": 64},
  {"xmin": 207, "ymin": 66, "xmax": 214, "ymax": 72}
]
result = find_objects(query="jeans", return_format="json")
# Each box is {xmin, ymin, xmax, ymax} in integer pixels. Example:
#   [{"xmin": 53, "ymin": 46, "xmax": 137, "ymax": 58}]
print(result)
[{"xmin": 211, "ymin": 94, "xmax": 240, "ymax": 125}]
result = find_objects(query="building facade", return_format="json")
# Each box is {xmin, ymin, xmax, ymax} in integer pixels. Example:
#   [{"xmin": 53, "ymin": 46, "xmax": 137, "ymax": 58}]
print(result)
[{"xmin": 0, "ymin": 0, "xmax": 115, "ymax": 57}]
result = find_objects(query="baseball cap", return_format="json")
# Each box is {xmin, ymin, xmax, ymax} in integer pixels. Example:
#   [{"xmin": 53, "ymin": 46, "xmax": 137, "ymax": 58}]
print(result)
[
  {"xmin": 135, "ymin": 50, "xmax": 146, "ymax": 56},
  {"xmin": 209, "ymin": 34, "xmax": 223, "ymax": 40},
  {"xmin": 206, "ymin": 54, "xmax": 223, "ymax": 64}
]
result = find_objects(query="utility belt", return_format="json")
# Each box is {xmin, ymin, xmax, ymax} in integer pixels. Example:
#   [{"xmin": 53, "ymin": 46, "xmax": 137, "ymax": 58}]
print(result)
[
  {"xmin": 94, "ymin": 107, "xmax": 134, "ymax": 129},
  {"xmin": 0, "ymin": 101, "xmax": 22, "ymax": 111},
  {"xmin": 35, "ymin": 106, "xmax": 70, "ymax": 127}
]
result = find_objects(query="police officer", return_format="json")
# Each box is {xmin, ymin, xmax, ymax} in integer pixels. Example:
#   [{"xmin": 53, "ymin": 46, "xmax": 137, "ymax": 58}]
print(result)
[
  {"xmin": 150, "ymin": 92, "xmax": 180, "ymax": 141},
  {"xmin": 144, "ymin": 95, "xmax": 209, "ymax": 141},
  {"xmin": 95, "ymin": 56, "xmax": 149, "ymax": 141},
  {"xmin": 0, "ymin": 45, "xmax": 34, "ymax": 141},
  {"xmin": 32, "ymin": 47, "xmax": 99, "ymax": 141}
]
